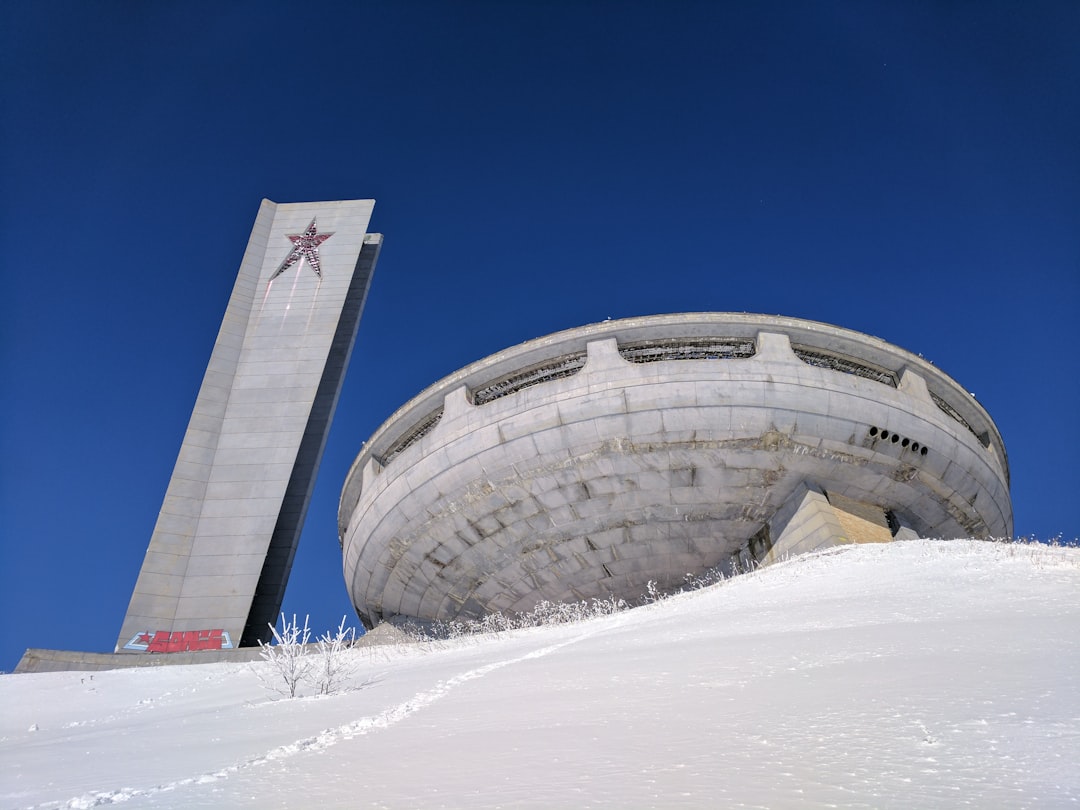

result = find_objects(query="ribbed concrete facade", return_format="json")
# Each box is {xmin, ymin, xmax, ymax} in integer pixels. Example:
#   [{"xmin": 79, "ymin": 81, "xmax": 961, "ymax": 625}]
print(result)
[
  {"xmin": 339, "ymin": 314, "xmax": 1011, "ymax": 629},
  {"xmin": 118, "ymin": 199, "xmax": 381, "ymax": 652}
]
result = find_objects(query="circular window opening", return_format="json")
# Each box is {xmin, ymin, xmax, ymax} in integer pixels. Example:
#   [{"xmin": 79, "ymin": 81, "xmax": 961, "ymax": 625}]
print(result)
[
  {"xmin": 901, "ymin": 438, "xmax": 910, "ymax": 448},
  {"xmin": 869, "ymin": 426, "xmax": 878, "ymax": 437},
  {"xmin": 920, "ymin": 446, "xmax": 929, "ymax": 456},
  {"xmin": 891, "ymin": 434, "xmax": 900, "ymax": 443},
  {"xmin": 881, "ymin": 430, "xmax": 890, "ymax": 440},
  {"xmin": 912, "ymin": 442, "xmax": 920, "ymax": 452}
]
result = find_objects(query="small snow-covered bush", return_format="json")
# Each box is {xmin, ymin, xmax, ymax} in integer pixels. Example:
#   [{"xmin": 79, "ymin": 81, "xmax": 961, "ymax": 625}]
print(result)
[
  {"xmin": 314, "ymin": 616, "xmax": 358, "ymax": 696},
  {"xmin": 254, "ymin": 614, "xmax": 362, "ymax": 698},
  {"xmin": 256, "ymin": 613, "xmax": 312, "ymax": 698}
]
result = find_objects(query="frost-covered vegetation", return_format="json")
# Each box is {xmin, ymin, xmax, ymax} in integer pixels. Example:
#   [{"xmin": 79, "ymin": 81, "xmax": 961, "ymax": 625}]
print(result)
[
  {"xmin": 255, "ymin": 614, "xmax": 359, "ymax": 699},
  {"xmin": 400, "ymin": 594, "xmax": 631, "ymax": 641},
  {"xmin": 400, "ymin": 552, "xmax": 766, "ymax": 641}
]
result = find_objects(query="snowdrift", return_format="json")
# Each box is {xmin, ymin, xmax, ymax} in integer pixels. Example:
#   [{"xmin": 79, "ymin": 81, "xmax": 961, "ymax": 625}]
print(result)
[{"xmin": 2, "ymin": 539, "xmax": 1078, "ymax": 809}]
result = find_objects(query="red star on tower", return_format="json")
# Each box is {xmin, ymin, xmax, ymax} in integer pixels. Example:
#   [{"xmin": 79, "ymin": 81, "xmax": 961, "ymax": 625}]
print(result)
[{"xmin": 270, "ymin": 218, "xmax": 334, "ymax": 280}]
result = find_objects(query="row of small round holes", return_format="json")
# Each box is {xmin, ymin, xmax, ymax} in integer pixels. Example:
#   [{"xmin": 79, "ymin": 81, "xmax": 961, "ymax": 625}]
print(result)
[{"xmin": 869, "ymin": 426, "xmax": 929, "ymax": 455}]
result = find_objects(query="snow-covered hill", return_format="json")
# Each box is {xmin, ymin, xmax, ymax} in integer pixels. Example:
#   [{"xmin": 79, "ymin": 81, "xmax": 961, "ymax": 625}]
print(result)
[{"xmin": 3, "ymin": 539, "xmax": 1078, "ymax": 810}]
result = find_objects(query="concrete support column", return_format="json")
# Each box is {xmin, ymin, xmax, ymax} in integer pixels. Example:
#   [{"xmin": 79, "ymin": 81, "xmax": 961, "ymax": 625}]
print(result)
[
  {"xmin": 361, "ymin": 457, "xmax": 384, "ymax": 491},
  {"xmin": 585, "ymin": 337, "xmax": 625, "ymax": 372},
  {"xmin": 759, "ymin": 481, "xmax": 849, "ymax": 565},
  {"xmin": 899, "ymin": 367, "xmax": 934, "ymax": 404},
  {"xmin": 442, "ymin": 385, "xmax": 473, "ymax": 421},
  {"xmin": 891, "ymin": 511, "xmax": 921, "ymax": 542},
  {"xmin": 755, "ymin": 331, "xmax": 797, "ymax": 362}
]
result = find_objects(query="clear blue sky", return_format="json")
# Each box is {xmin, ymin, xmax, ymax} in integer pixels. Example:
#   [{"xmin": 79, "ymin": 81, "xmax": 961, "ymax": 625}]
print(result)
[{"xmin": 2, "ymin": 1, "xmax": 1077, "ymax": 671}]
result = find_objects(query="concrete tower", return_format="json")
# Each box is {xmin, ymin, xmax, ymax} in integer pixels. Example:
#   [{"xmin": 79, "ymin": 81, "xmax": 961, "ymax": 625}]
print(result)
[{"xmin": 117, "ymin": 199, "xmax": 381, "ymax": 653}]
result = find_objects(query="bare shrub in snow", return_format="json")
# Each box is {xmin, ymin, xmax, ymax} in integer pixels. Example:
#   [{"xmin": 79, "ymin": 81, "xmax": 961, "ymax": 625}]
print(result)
[
  {"xmin": 314, "ymin": 616, "xmax": 358, "ymax": 696},
  {"xmin": 256, "ymin": 613, "xmax": 312, "ymax": 698},
  {"xmin": 643, "ymin": 579, "xmax": 663, "ymax": 604},
  {"xmin": 682, "ymin": 567, "xmax": 730, "ymax": 592},
  {"xmin": 254, "ymin": 614, "xmax": 365, "ymax": 698}
]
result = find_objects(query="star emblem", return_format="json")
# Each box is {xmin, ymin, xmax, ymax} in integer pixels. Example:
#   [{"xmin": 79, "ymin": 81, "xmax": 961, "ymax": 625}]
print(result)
[{"xmin": 270, "ymin": 218, "xmax": 334, "ymax": 281}]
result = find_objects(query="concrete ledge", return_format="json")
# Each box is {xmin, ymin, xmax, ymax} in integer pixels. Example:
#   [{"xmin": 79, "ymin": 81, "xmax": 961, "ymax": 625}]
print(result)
[
  {"xmin": 14, "ymin": 623, "xmax": 416, "ymax": 674},
  {"xmin": 14, "ymin": 646, "xmax": 265, "ymax": 673}
]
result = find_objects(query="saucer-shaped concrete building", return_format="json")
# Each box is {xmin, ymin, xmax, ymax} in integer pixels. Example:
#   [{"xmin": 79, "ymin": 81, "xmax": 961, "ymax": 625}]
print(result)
[{"xmin": 339, "ymin": 313, "xmax": 1011, "ymax": 629}]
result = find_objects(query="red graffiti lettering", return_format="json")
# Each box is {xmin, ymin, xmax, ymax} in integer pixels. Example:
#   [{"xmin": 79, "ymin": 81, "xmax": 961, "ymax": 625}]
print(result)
[
  {"xmin": 147, "ymin": 631, "xmax": 172, "ymax": 653},
  {"xmin": 146, "ymin": 629, "xmax": 226, "ymax": 653}
]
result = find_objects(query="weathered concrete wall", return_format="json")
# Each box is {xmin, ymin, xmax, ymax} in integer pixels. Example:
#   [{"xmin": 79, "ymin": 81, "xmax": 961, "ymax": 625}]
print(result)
[
  {"xmin": 829, "ymin": 491, "xmax": 893, "ymax": 545},
  {"xmin": 339, "ymin": 313, "xmax": 1012, "ymax": 629}
]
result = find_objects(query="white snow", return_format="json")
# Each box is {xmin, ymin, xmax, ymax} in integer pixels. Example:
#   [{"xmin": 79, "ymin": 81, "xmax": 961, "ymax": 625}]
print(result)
[{"xmin": 2, "ymin": 539, "xmax": 1078, "ymax": 809}]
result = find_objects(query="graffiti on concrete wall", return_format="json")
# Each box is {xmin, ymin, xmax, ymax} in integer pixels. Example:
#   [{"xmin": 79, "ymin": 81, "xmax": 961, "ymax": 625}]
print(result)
[{"xmin": 123, "ymin": 629, "xmax": 234, "ymax": 653}]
